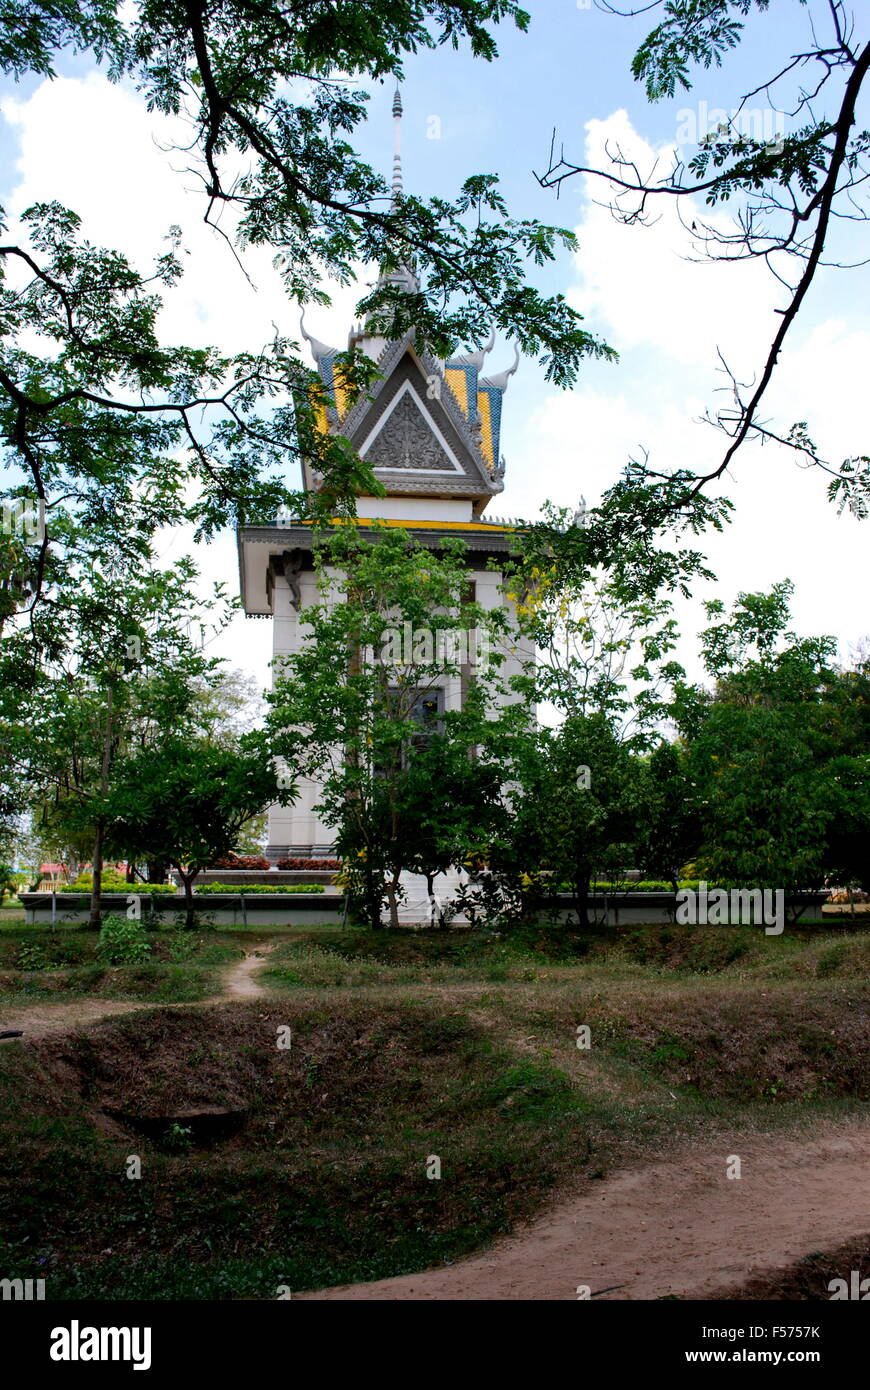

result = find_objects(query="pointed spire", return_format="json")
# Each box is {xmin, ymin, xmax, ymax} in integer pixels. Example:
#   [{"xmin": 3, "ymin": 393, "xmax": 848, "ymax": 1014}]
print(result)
[
  {"xmin": 348, "ymin": 84, "xmax": 421, "ymax": 359},
  {"xmin": 392, "ymin": 86, "xmax": 404, "ymax": 203}
]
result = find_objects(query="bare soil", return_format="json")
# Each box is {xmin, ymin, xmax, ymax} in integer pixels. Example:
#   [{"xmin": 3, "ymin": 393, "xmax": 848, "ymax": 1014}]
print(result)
[
  {"xmin": 0, "ymin": 997, "xmax": 150, "ymax": 1038},
  {"xmin": 223, "ymin": 944, "xmax": 276, "ymax": 998},
  {"xmin": 301, "ymin": 1121, "xmax": 870, "ymax": 1300}
]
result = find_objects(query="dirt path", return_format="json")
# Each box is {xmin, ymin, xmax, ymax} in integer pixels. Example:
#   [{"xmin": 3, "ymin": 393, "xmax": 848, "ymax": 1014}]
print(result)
[
  {"xmin": 0, "ymin": 997, "xmax": 150, "ymax": 1039},
  {"xmin": 300, "ymin": 1122, "xmax": 870, "ymax": 1301},
  {"xmin": 223, "ymin": 944, "xmax": 276, "ymax": 999},
  {"xmin": 0, "ymin": 944, "xmax": 278, "ymax": 1039}
]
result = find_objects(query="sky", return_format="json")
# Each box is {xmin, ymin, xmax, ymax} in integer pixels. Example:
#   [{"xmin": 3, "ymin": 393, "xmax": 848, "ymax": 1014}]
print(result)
[{"xmin": 1, "ymin": 1, "xmax": 867, "ymax": 692}]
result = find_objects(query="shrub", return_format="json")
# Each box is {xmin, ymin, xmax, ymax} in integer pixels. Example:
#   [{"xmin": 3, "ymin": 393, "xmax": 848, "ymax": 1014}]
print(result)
[
  {"xmin": 164, "ymin": 931, "xmax": 200, "ymax": 962},
  {"xmin": 96, "ymin": 916, "xmax": 153, "ymax": 965},
  {"xmin": 60, "ymin": 875, "xmax": 175, "ymax": 894},
  {"xmin": 67, "ymin": 870, "xmax": 128, "ymax": 888},
  {"xmin": 16, "ymin": 944, "xmax": 48, "ymax": 971},
  {"xmin": 194, "ymin": 883, "xmax": 326, "ymax": 895},
  {"xmin": 275, "ymin": 857, "xmax": 341, "ymax": 871},
  {"xmin": 162, "ymin": 1122, "xmax": 193, "ymax": 1153}
]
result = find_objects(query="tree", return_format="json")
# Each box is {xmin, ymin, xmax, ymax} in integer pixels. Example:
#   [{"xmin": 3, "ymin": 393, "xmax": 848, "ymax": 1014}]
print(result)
[
  {"xmin": 1, "ymin": 1, "xmax": 612, "ymax": 625},
  {"xmin": 233, "ymin": 809, "xmax": 269, "ymax": 858},
  {"xmin": 386, "ymin": 708, "xmax": 510, "ymax": 928},
  {"xmin": 269, "ymin": 521, "xmax": 522, "ymax": 927},
  {"xmin": 473, "ymin": 507, "xmax": 690, "ymax": 927},
  {"xmin": 676, "ymin": 582, "xmax": 870, "ymax": 900},
  {"xmin": 1, "ymin": 0, "xmax": 605, "ymax": 377},
  {"xmin": 539, "ymin": 1, "xmax": 870, "ymax": 517},
  {"xmin": 0, "ymin": 861, "xmax": 15, "ymax": 906},
  {"xmin": 508, "ymin": 504, "xmax": 689, "ymax": 741},
  {"xmin": 0, "ymin": 204, "xmax": 376, "ymax": 625},
  {"xmin": 501, "ymin": 500, "xmax": 724, "ymax": 711},
  {"xmin": 189, "ymin": 668, "xmax": 267, "ymax": 747},
  {"xmin": 636, "ymin": 741, "xmax": 701, "ymax": 896},
  {"xmin": 1, "ymin": 547, "xmax": 233, "ymax": 924},
  {"xmin": 504, "ymin": 715, "xmax": 643, "ymax": 928},
  {"xmin": 103, "ymin": 734, "xmax": 291, "ymax": 928}
]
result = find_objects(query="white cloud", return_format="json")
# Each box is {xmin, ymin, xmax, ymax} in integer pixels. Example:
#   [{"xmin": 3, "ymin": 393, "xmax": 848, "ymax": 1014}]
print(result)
[
  {"xmin": 1, "ymin": 74, "xmax": 365, "ymax": 354},
  {"xmin": 573, "ymin": 110, "xmax": 777, "ymax": 371},
  {"xmin": 496, "ymin": 110, "xmax": 870, "ymax": 678},
  {"xmin": 4, "ymin": 85, "xmax": 867, "ymax": 692},
  {"xmin": 2, "ymin": 73, "xmax": 373, "ymax": 688}
]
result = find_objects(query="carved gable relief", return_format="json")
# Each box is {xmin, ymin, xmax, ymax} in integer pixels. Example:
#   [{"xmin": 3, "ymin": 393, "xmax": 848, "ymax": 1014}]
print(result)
[{"xmin": 359, "ymin": 380, "xmax": 463, "ymax": 473}]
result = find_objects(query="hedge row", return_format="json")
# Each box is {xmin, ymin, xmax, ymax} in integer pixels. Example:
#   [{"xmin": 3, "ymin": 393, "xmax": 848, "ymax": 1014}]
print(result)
[
  {"xmin": 193, "ymin": 883, "xmax": 327, "ymax": 895},
  {"xmin": 59, "ymin": 881, "xmax": 176, "ymax": 894}
]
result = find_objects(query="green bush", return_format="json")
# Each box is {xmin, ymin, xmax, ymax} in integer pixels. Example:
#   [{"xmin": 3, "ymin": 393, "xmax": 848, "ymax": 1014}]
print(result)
[
  {"xmin": 60, "ymin": 879, "xmax": 175, "ymax": 894},
  {"xmin": 16, "ymin": 944, "xmax": 48, "ymax": 971},
  {"xmin": 162, "ymin": 1122, "xmax": 194, "ymax": 1153},
  {"xmin": 193, "ymin": 882, "xmax": 326, "ymax": 895},
  {"xmin": 122, "ymin": 884, "xmax": 176, "ymax": 894},
  {"xmin": 65, "ymin": 871, "xmax": 127, "ymax": 890},
  {"xmin": 96, "ymin": 916, "xmax": 153, "ymax": 965},
  {"xmin": 162, "ymin": 931, "xmax": 197, "ymax": 962}
]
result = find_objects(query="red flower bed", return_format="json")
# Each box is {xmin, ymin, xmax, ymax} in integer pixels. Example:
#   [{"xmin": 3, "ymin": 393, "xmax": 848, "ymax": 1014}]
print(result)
[
  {"xmin": 275, "ymin": 857, "xmax": 341, "ymax": 871},
  {"xmin": 208, "ymin": 854, "xmax": 272, "ymax": 871}
]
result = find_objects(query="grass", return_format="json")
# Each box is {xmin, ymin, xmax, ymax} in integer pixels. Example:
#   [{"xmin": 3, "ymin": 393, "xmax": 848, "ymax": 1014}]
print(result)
[
  {"xmin": 0, "ymin": 928, "xmax": 243, "ymax": 1003},
  {"xmin": 1, "ymin": 916, "xmax": 869, "ymax": 1299},
  {"xmin": 260, "ymin": 919, "xmax": 870, "ymax": 988},
  {"xmin": 0, "ymin": 1000, "xmax": 591, "ymax": 1298}
]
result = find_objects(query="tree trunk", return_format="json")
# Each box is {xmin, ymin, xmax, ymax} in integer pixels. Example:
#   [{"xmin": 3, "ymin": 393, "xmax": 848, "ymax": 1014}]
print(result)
[
  {"xmin": 89, "ymin": 819, "xmax": 105, "ymax": 930},
  {"xmin": 89, "ymin": 685, "xmax": 114, "ymax": 930},
  {"xmin": 426, "ymin": 871, "xmax": 448, "ymax": 930},
  {"xmin": 573, "ymin": 873, "xmax": 592, "ymax": 930},
  {"xmin": 177, "ymin": 868, "xmax": 198, "ymax": 929},
  {"xmin": 425, "ymin": 871, "xmax": 436, "ymax": 928},
  {"xmin": 386, "ymin": 870, "xmax": 401, "ymax": 930},
  {"xmin": 363, "ymin": 864, "xmax": 382, "ymax": 929},
  {"xmin": 147, "ymin": 857, "xmax": 169, "ymax": 885}
]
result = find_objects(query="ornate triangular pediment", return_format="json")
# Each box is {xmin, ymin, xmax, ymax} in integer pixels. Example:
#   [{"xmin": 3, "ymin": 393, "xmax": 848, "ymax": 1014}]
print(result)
[
  {"xmin": 359, "ymin": 379, "xmax": 464, "ymax": 474},
  {"xmin": 343, "ymin": 345, "xmax": 497, "ymax": 499}
]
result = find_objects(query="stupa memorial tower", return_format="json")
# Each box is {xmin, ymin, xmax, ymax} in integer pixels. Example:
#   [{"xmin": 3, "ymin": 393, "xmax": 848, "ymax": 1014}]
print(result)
[{"xmin": 237, "ymin": 90, "xmax": 532, "ymax": 860}]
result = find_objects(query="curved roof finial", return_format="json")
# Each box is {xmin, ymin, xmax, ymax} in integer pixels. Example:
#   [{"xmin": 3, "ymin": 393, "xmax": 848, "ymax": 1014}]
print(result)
[
  {"xmin": 481, "ymin": 343, "xmax": 520, "ymax": 393},
  {"xmin": 450, "ymin": 326, "xmax": 496, "ymax": 372},
  {"xmin": 299, "ymin": 309, "xmax": 339, "ymax": 363}
]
